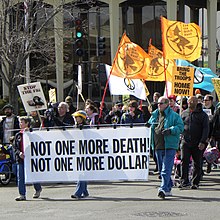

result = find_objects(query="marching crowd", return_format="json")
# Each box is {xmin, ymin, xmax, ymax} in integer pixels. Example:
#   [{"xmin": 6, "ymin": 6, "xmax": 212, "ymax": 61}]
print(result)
[{"xmin": 0, "ymin": 91, "xmax": 220, "ymax": 201}]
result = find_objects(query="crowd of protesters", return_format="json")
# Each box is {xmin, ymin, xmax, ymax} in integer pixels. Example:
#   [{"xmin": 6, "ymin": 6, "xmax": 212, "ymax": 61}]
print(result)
[{"xmin": 0, "ymin": 90, "xmax": 220, "ymax": 200}]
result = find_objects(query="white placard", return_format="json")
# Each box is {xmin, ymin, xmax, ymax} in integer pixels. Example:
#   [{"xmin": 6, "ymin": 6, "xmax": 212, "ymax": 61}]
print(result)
[
  {"xmin": 17, "ymin": 82, "xmax": 47, "ymax": 112},
  {"xmin": 23, "ymin": 126, "xmax": 150, "ymax": 183}
]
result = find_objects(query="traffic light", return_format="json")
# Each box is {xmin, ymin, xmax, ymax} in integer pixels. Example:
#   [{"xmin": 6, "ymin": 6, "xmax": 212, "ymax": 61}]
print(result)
[
  {"xmin": 75, "ymin": 18, "xmax": 84, "ymax": 57},
  {"xmin": 97, "ymin": 36, "xmax": 106, "ymax": 56}
]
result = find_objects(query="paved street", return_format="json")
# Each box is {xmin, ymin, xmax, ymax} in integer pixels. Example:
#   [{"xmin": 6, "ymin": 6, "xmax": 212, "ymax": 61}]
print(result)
[{"xmin": 0, "ymin": 160, "xmax": 220, "ymax": 220}]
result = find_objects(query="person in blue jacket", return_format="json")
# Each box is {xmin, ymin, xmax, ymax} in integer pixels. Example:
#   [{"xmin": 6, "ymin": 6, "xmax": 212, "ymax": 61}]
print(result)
[
  {"xmin": 148, "ymin": 96, "xmax": 184, "ymax": 199},
  {"xmin": 120, "ymin": 100, "xmax": 144, "ymax": 124}
]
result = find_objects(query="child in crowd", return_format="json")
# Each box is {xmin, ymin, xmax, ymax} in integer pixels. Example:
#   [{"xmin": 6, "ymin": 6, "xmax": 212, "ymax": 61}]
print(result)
[{"xmin": 71, "ymin": 110, "xmax": 89, "ymax": 199}]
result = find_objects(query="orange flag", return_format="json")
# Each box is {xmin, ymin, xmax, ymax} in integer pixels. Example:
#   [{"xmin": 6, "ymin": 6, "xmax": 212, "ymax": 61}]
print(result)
[
  {"xmin": 111, "ymin": 33, "xmax": 150, "ymax": 79},
  {"xmin": 161, "ymin": 16, "xmax": 202, "ymax": 62},
  {"xmin": 148, "ymin": 43, "xmax": 176, "ymax": 82}
]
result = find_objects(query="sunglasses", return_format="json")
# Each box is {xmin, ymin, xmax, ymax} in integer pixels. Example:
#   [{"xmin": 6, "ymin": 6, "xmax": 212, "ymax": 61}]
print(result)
[{"xmin": 158, "ymin": 102, "xmax": 166, "ymax": 105}]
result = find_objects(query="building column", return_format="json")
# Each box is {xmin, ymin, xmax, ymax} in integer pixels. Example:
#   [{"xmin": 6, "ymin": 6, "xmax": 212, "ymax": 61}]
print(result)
[
  {"xmin": 108, "ymin": 0, "xmax": 121, "ymax": 62},
  {"xmin": 102, "ymin": 0, "xmax": 126, "ymax": 62},
  {"xmin": 53, "ymin": 1, "xmax": 64, "ymax": 102},
  {"xmin": 207, "ymin": 0, "xmax": 217, "ymax": 73},
  {"xmin": 101, "ymin": 0, "xmax": 125, "ymax": 102},
  {"xmin": 166, "ymin": 0, "xmax": 178, "ymax": 20}
]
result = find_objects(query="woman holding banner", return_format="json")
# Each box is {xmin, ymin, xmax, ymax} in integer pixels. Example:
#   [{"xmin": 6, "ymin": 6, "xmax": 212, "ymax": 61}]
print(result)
[{"xmin": 14, "ymin": 116, "xmax": 42, "ymax": 201}]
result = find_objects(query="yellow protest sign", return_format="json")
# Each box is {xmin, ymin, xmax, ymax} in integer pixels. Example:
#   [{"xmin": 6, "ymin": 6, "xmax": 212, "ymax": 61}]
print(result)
[
  {"xmin": 211, "ymin": 78, "xmax": 220, "ymax": 100},
  {"xmin": 49, "ymin": 88, "xmax": 56, "ymax": 103},
  {"xmin": 172, "ymin": 66, "xmax": 194, "ymax": 97}
]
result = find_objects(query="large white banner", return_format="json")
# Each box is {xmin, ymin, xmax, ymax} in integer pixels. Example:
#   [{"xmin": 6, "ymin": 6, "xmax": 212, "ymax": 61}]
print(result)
[{"xmin": 23, "ymin": 126, "xmax": 150, "ymax": 183}]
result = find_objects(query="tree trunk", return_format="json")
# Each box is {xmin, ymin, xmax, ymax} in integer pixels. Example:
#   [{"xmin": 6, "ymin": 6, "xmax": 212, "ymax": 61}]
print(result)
[{"xmin": 9, "ymin": 84, "xmax": 19, "ymax": 115}]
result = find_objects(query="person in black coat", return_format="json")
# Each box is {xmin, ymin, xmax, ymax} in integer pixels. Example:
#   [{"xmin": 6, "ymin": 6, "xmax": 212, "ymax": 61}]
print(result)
[{"xmin": 180, "ymin": 96, "xmax": 209, "ymax": 189}]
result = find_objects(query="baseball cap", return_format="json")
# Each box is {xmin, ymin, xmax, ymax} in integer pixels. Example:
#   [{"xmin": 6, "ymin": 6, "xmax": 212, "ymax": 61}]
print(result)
[{"xmin": 168, "ymin": 95, "xmax": 176, "ymax": 101}]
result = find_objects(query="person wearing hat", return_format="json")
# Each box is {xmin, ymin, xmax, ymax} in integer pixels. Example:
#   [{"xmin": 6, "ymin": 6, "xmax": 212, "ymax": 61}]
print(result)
[
  {"xmin": 71, "ymin": 110, "xmax": 89, "ymax": 199},
  {"xmin": 168, "ymin": 95, "xmax": 180, "ymax": 114},
  {"xmin": 0, "ymin": 104, "xmax": 20, "ymax": 145},
  {"xmin": 72, "ymin": 110, "xmax": 87, "ymax": 127},
  {"xmin": 120, "ymin": 100, "xmax": 144, "ymax": 124},
  {"xmin": 104, "ymin": 101, "xmax": 124, "ymax": 124}
]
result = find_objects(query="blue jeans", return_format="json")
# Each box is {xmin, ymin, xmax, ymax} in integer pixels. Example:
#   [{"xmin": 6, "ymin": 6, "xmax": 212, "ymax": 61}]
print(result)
[
  {"xmin": 156, "ymin": 149, "xmax": 176, "ymax": 193},
  {"xmin": 17, "ymin": 163, "xmax": 42, "ymax": 196},
  {"xmin": 74, "ymin": 181, "xmax": 89, "ymax": 198}
]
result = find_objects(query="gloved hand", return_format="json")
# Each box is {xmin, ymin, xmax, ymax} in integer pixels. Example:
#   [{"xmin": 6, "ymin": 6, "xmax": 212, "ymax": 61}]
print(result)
[{"xmin": 162, "ymin": 128, "xmax": 171, "ymax": 136}]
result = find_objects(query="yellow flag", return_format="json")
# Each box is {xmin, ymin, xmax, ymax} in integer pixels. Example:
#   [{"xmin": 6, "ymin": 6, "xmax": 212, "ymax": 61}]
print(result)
[
  {"xmin": 148, "ymin": 43, "xmax": 176, "ymax": 81},
  {"xmin": 161, "ymin": 17, "xmax": 202, "ymax": 61},
  {"xmin": 111, "ymin": 33, "xmax": 150, "ymax": 79}
]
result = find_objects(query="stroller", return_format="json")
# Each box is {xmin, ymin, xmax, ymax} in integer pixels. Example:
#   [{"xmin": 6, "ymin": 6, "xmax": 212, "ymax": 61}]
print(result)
[{"xmin": 0, "ymin": 145, "xmax": 13, "ymax": 185}]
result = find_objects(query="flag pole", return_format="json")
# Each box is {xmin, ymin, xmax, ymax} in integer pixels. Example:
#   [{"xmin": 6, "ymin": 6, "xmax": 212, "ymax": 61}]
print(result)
[{"xmin": 161, "ymin": 16, "xmax": 169, "ymax": 97}]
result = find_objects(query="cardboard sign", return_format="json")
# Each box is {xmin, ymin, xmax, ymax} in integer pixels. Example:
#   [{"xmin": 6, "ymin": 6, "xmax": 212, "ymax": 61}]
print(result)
[
  {"xmin": 212, "ymin": 78, "xmax": 220, "ymax": 101},
  {"xmin": 17, "ymin": 82, "xmax": 47, "ymax": 112},
  {"xmin": 172, "ymin": 66, "xmax": 194, "ymax": 97}
]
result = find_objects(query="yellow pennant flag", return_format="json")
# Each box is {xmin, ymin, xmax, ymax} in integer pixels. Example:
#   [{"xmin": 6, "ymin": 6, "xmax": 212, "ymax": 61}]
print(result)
[
  {"xmin": 111, "ymin": 33, "xmax": 150, "ymax": 79},
  {"xmin": 161, "ymin": 16, "xmax": 202, "ymax": 61},
  {"xmin": 148, "ymin": 43, "xmax": 176, "ymax": 82}
]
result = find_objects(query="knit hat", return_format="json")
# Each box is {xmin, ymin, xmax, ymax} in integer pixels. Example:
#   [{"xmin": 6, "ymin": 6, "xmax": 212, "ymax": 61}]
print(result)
[
  {"xmin": 195, "ymin": 89, "xmax": 201, "ymax": 95},
  {"xmin": 2, "ymin": 104, "xmax": 14, "ymax": 111},
  {"xmin": 65, "ymin": 96, "xmax": 73, "ymax": 103},
  {"xmin": 72, "ymin": 110, "xmax": 87, "ymax": 120}
]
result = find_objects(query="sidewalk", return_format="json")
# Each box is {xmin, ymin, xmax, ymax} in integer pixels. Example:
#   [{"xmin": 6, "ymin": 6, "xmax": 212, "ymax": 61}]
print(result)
[{"xmin": 0, "ymin": 160, "xmax": 219, "ymax": 220}]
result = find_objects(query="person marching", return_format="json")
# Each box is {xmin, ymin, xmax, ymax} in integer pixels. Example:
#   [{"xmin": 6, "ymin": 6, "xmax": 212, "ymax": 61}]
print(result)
[
  {"xmin": 148, "ymin": 96, "xmax": 184, "ymax": 199},
  {"xmin": 179, "ymin": 96, "xmax": 209, "ymax": 189},
  {"xmin": 71, "ymin": 110, "xmax": 89, "ymax": 199}
]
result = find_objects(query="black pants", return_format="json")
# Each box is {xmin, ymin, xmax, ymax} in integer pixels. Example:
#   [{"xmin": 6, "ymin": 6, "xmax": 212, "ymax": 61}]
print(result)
[{"xmin": 181, "ymin": 145, "xmax": 203, "ymax": 185}]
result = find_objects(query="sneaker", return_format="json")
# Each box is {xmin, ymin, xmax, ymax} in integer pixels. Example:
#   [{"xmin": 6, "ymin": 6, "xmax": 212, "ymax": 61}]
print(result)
[
  {"xmin": 158, "ymin": 190, "xmax": 165, "ymax": 199},
  {"xmin": 82, "ymin": 193, "xmax": 89, "ymax": 198},
  {"xmin": 15, "ymin": 195, "xmax": 26, "ymax": 201},
  {"xmin": 165, "ymin": 191, "xmax": 172, "ymax": 197},
  {"xmin": 191, "ymin": 185, "xmax": 198, "ymax": 189},
  {"xmin": 71, "ymin": 194, "xmax": 80, "ymax": 199},
  {"xmin": 178, "ymin": 183, "xmax": 191, "ymax": 189},
  {"xmin": 33, "ymin": 189, "xmax": 42, "ymax": 198}
]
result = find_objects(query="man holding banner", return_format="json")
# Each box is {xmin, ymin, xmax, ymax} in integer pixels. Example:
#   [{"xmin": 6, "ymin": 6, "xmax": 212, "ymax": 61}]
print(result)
[{"xmin": 148, "ymin": 97, "xmax": 184, "ymax": 199}]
